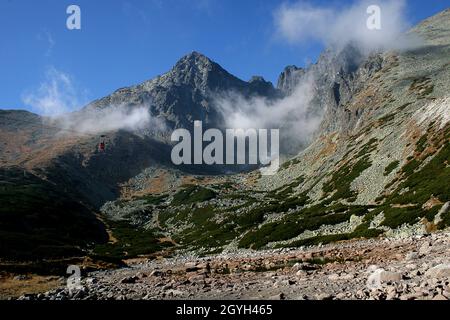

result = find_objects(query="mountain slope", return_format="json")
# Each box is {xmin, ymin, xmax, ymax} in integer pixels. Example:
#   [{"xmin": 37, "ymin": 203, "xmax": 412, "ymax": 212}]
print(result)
[
  {"xmin": 0, "ymin": 52, "xmax": 280, "ymax": 262},
  {"xmin": 248, "ymin": 9, "xmax": 450, "ymax": 247},
  {"xmin": 1, "ymin": 10, "xmax": 449, "ymax": 264},
  {"xmin": 95, "ymin": 9, "xmax": 450, "ymax": 257},
  {"xmin": 0, "ymin": 167, "xmax": 108, "ymax": 260}
]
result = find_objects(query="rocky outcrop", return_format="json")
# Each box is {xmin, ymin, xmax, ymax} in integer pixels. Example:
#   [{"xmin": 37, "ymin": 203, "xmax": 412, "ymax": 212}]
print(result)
[
  {"xmin": 277, "ymin": 44, "xmax": 384, "ymax": 135},
  {"xmin": 83, "ymin": 51, "xmax": 280, "ymax": 131},
  {"xmin": 277, "ymin": 65, "xmax": 306, "ymax": 95}
]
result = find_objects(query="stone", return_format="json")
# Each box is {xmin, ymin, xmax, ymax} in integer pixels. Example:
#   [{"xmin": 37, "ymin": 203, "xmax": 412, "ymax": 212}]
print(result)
[
  {"xmin": 268, "ymin": 293, "xmax": 285, "ymax": 300},
  {"xmin": 405, "ymin": 252, "xmax": 419, "ymax": 261},
  {"xmin": 335, "ymin": 292, "xmax": 347, "ymax": 300},
  {"xmin": 419, "ymin": 242, "xmax": 432, "ymax": 256},
  {"xmin": 136, "ymin": 272, "xmax": 148, "ymax": 278},
  {"xmin": 367, "ymin": 265, "xmax": 379, "ymax": 273},
  {"xmin": 367, "ymin": 269, "xmax": 402, "ymax": 289},
  {"xmin": 399, "ymin": 293, "xmax": 419, "ymax": 300},
  {"xmin": 340, "ymin": 273, "xmax": 355, "ymax": 280},
  {"xmin": 432, "ymin": 294, "xmax": 448, "ymax": 301},
  {"xmin": 315, "ymin": 293, "xmax": 333, "ymax": 300},
  {"xmin": 296, "ymin": 270, "xmax": 307, "ymax": 277},
  {"xmin": 425, "ymin": 264, "xmax": 450, "ymax": 279},
  {"xmin": 85, "ymin": 278, "xmax": 98, "ymax": 285},
  {"xmin": 150, "ymin": 270, "xmax": 164, "ymax": 277},
  {"xmin": 434, "ymin": 202, "xmax": 450, "ymax": 224},
  {"xmin": 379, "ymin": 271, "xmax": 402, "ymax": 283},
  {"xmin": 328, "ymin": 273, "xmax": 341, "ymax": 281},
  {"xmin": 120, "ymin": 276, "xmax": 139, "ymax": 284},
  {"xmin": 165, "ymin": 289, "xmax": 184, "ymax": 297},
  {"xmin": 13, "ymin": 275, "xmax": 30, "ymax": 281}
]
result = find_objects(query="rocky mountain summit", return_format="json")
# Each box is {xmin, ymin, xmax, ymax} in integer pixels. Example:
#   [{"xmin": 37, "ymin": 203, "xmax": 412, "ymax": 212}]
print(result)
[{"xmin": 84, "ymin": 51, "xmax": 280, "ymax": 131}]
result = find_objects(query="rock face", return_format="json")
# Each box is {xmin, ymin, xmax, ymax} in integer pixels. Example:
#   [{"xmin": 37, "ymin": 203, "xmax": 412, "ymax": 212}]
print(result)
[
  {"xmin": 277, "ymin": 44, "xmax": 383, "ymax": 135},
  {"xmin": 84, "ymin": 51, "xmax": 280, "ymax": 131},
  {"xmin": 425, "ymin": 264, "xmax": 450, "ymax": 279},
  {"xmin": 277, "ymin": 65, "xmax": 306, "ymax": 95}
]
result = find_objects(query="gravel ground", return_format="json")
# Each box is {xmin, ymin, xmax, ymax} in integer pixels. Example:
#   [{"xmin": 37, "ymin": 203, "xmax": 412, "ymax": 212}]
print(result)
[{"xmin": 19, "ymin": 231, "xmax": 450, "ymax": 301}]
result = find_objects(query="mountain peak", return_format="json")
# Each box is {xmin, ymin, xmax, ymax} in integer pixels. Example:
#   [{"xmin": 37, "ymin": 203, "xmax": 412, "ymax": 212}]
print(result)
[
  {"xmin": 174, "ymin": 51, "xmax": 215, "ymax": 70},
  {"xmin": 277, "ymin": 65, "xmax": 306, "ymax": 94},
  {"xmin": 249, "ymin": 75, "xmax": 267, "ymax": 83}
]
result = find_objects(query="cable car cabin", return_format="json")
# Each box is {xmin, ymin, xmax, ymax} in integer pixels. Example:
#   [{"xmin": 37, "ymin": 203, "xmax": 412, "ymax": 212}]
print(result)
[{"xmin": 98, "ymin": 135, "xmax": 106, "ymax": 152}]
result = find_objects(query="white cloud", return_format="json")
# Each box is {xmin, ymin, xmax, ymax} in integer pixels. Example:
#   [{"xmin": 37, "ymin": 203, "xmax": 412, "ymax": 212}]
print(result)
[
  {"xmin": 37, "ymin": 30, "xmax": 55, "ymax": 57},
  {"xmin": 22, "ymin": 67, "xmax": 81, "ymax": 116},
  {"xmin": 23, "ymin": 67, "xmax": 165, "ymax": 136},
  {"xmin": 58, "ymin": 104, "xmax": 166, "ymax": 135},
  {"xmin": 214, "ymin": 74, "xmax": 322, "ymax": 154},
  {"xmin": 274, "ymin": 0, "xmax": 420, "ymax": 53}
]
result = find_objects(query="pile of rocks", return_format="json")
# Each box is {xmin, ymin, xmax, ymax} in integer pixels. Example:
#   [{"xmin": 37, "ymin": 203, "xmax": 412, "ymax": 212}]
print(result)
[{"xmin": 18, "ymin": 231, "xmax": 450, "ymax": 300}]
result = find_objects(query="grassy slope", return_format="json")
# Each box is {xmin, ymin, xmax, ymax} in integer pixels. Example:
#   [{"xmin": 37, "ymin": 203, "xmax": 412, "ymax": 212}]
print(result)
[{"xmin": 0, "ymin": 167, "xmax": 108, "ymax": 261}]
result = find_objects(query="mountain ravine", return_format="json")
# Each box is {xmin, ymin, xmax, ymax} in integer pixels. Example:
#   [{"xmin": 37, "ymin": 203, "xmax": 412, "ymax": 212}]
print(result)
[{"xmin": 1, "ymin": 9, "xmax": 450, "ymax": 300}]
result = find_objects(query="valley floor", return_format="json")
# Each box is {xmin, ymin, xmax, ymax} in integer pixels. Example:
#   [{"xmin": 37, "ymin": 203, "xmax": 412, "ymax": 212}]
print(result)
[{"xmin": 15, "ymin": 230, "xmax": 450, "ymax": 301}]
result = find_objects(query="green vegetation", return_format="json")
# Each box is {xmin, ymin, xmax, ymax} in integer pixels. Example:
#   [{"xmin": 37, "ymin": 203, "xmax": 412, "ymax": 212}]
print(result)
[
  {"xmin": 401, "ymin": 159, "xmax": 421, "ymax": 176},
  {"xmin": 322, "ymin": 158, "xmax": 372, "ymax": 203},
  {"xmin": 397, "ymin": 102, "xmax": 413, "ymax": 111},
  {"xmin": 268, "ymin": 176, "xmax": 305, "ymax": 200},
  {"xmin": 138, "ymin": 194, "xmax": 167, "ymax": 205},
  {"xmin": 321, "ymin": 139, "xmax": 377, "ymax": 203},
  {"xmin": 409, "ymin": 77, "xmax": 434, "ymax": 98},
  {"xmin": 172, "ymin": 185, "xmax": 216, "ymax": 205},
  {"xmin": 288, "ymin": 233, "xmax": 352, "ymax": 247},
  {"xmin": 373, "ymin": 128, "xmax": 449, "ymax": 229},
  {"xmin": 238, "ymin": 204, "xmax": 371, "ymax": 249},
  {"xmin": 93, "ymin": 220, "xmax": 171, "ymax": 259},
  {"xmin": 280, "ymin": 158, "xmax": 301, "ymax": 170},
  {"xmin": 416, "ymin": 134, "xmax": 428, "ymax": 153},
  {"xmin": 381, "ymin": 206, "xmax": 424, "ymax": 228},
  {"xmin": 285, "ymin": 220, "xmax": 382, "ymax": 248},
  {"xmin": 379, "ymin": 113, "xmax": 395, "ymax": 126},
  {"xmin": 389, "ymin": 142, "xmax": 450, "ymax": 206},
  {"xmin": 356, "ymin": 138, "xmax": 378, "ymax": 157},
  {"xmin": 0, "ymin": 168, "xmax": 108, "ymax": 261},
  {"xmin": 173, "ymin": 206, "xmax": 239, "ymax": 249},
  {"xmin": 438, "ymin": 206, "xmax": 450, "ymax": 230},
  {"xmin": 384, "ymin": 160, "xmax": 400, "ymax": 176}
]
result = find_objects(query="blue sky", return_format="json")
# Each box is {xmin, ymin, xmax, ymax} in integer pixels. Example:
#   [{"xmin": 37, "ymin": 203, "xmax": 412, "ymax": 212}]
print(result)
[{"xmin": 1, "ymin": 0, "xmax": 449, "ymax": 112}]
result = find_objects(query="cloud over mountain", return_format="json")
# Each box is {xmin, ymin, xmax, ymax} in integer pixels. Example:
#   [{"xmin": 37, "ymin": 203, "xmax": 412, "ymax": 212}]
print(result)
[{"xmin": 274, "ymin": 0, "xmax": 420, "ymax": 53}]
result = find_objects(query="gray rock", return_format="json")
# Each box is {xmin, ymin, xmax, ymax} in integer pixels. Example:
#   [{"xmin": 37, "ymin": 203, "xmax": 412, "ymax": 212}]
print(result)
[
  {"xmin": 120, "ymin": 276, "xmax": 139, "ymax": 284},
  {"xmin": 432, "ymin": 294, "xmax": 448, "ymax": 300},
  {"xmin": 405, "ymin": 252, "xmax": 419, "ymax": 261},
  {"xmin": 379, "ymin": 271, "xmax": 403, "ymax": 283},
  {"xmin": 425, "ymin": 264, "xmax": 450, "ymax": 279}
]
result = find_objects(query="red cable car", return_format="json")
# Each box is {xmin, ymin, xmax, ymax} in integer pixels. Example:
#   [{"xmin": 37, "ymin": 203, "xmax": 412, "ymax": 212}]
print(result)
[{"xmin": 98, "ymin": 135, "xmax": 106, "ymax": 152}]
